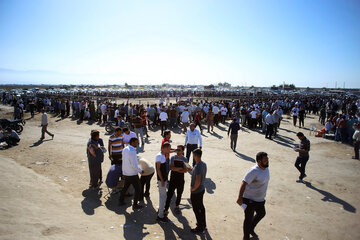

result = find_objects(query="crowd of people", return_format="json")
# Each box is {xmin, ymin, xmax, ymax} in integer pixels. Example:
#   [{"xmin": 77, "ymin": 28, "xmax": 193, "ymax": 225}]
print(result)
[
  {"xmin": 1, "ymin": 89, "xmax": 360, "ymax": 238},
  {"xmin": 86, "ymin": 126, "xmax": 207, "ymax": 233}
]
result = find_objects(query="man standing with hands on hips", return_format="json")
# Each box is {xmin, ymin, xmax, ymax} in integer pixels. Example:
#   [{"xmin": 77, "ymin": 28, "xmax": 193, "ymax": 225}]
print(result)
[
  {"xmin": 185, "ymin": 123, "xmax": 202, "ymax": 166},
  {"xmin": 237, "ymin": 152, "xmax": 270, "ymax": 240}
]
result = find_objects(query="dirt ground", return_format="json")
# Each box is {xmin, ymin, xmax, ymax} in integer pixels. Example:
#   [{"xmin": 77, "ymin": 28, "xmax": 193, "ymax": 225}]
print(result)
[{"xmin": 0, "ymin": 100, "xmax": 359, "ymax": 240}]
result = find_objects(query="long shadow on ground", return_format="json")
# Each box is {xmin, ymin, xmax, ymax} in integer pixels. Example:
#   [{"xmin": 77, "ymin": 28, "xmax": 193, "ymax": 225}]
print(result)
[
  {"xmin": 304, "ymin": 181, "xmax": 356, "ymax": 213},
  {"xmin": 234, "ymin": 151, "xmax": 255, "ymax": 163}
]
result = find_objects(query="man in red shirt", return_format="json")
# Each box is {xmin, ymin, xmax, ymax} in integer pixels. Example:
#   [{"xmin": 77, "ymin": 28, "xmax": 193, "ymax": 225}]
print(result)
[
  {"xmin": 194, "ymin": 110, "xmax": 203, "ymax": 133},
  {"xmin": 338, "ymin": 115, "xmax": 348, "ymax": 143}
]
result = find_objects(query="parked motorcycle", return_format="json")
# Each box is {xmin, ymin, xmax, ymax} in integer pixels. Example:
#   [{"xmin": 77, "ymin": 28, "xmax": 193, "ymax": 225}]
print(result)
[
  {"xmin": 105, "ymin": 121, "xmax": 117, "ymax": 134},
  {"xmin": 105, "ymin": 121, "xmax": 128, "ymax": 134},
  {"xmin": 0, "ymin": 119, "xmax": 26, "ymax": 133}
]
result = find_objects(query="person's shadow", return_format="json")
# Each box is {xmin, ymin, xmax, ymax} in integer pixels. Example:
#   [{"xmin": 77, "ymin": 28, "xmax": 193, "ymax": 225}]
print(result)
[
  {"xmin": 304, "ymin": 181, "xmax": 356, "ymax": 213},
  {"xmin": 234, "ymin": 151, "xmax": 255, "ymax": 163},
  {"xmin": 204, "ymin": 178, "xmax": 216, "ymax": 194},
  {"xmin": 30, "ymin": 139, "xmax": 51, "ymax": 147},
  {"xmin": 81, "ymin": 188, "xmax": 103, "ymax": 215},
  {"xmin": 209, "ymin": 131, "xmax": 223, "ymax": 139},
  {"xmin": 104, "ymin": 194, "xmax": 156, "ymax": 239}
]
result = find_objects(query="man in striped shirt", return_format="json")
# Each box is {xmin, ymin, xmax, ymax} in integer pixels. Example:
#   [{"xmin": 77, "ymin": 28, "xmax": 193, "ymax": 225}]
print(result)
[{"xmin": 108, "ymin": 127, "xmax": 124, "ymax": 165}]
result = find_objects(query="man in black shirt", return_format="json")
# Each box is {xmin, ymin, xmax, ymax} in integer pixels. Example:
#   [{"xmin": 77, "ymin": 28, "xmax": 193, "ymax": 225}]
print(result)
[
  {"xmin": 164, "ymin": 145, "xmax": 189, "ymax": 215},
  {"xmin": 228, "ymin": 118, "xmax": 241, "ymax": 151},
  {"xmin": 294, "ymin": 132, "xmax": 310, "ymax": 183}
]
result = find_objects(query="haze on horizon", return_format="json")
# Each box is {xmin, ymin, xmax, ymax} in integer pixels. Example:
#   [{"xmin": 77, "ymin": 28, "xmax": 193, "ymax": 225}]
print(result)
[{"xmin": 1, "ymin": 0, "xmax": 360, "ymax": 88}]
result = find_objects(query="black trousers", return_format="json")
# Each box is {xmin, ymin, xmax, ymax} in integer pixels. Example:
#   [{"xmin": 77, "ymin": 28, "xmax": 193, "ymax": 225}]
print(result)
[
  {"xmin": 265, "ymin": 124, "xmax": 274, "ymax": 138},
  {"xmin": 299, "ymin": 117, "xmax": 304, "ymax": 127},
  {"xmin": 214, "ymin": 114, "xmax": 219, "ymax": 126},
  {"xmin": 293, "ymin": 116, "xmax": 297, "ymax": 126},
  {"xmin": 243, "ymin": 198, "xmax": 266, "ymax": 239},
  {"xmin": 230, "ymin": 134, "xmax": 238, "ymax": 150},
  {"xmin": 186, "ymin": 144, "xmax": 198, "ymax": 166},
  {"xmin": 195, "ymin": 120, "xmax": 202, "ymax": 131},
  {"xmin": 354, "ymin": 141, "xmax": 359, "ymax": 159},
  {"xmin": 140, "ymin": 173, "xmax": 154, "ymax": 199},
  {"xmin": 295, "ymin": 155, "xmax": 309, "ymax": 179},
  {"xmin": 119, "ymin": 175, "xmax": 141, "ymax": 206},
  {"xmin": 160, "ymin": 121, "xmax": 167, "ymax": 136},
  {"xmin": 164, "ymin": 177, "xmax": 185, "ymax": 211},
  {"xmin": 191, "ymin": 190, "xmax": 206, "ymax": 230},
  {"xmin": 88, "ymin": 162, "xmax": 102, "ymax": 188},
  {"xmin": 111, "ymin": 154, "xmax": 122, "ymax": 165}
]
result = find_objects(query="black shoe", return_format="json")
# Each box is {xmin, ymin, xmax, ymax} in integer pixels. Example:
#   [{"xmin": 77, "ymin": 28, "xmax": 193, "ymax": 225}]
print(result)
[
  {"xmin": 163, "ymin": 210, "xmax": 169, "ymax": 217},
  {"xmin": 174, "ymin": 207, "xmax": 181, "ymax": 214},
  {"xmin": 118, "ymin": 201, "xmax": 125, "ymax": 206},
  {"xmin": 156, "ymin": 216, "xmax": 169, "ymax": 223},
  {"xmin": 191, "ymin": 227, "xmax": 205, "ymax": 234},
  {"xmin": 132, "ymin": 204, "xmax": 144, "ymax": 210},
  {"xmin": 296, "ymin": 179, "xmax": 304, "ymax": 183},
  {"xmin": 352, "ymin": 156, "xmax": 359, "ymax": 159}
]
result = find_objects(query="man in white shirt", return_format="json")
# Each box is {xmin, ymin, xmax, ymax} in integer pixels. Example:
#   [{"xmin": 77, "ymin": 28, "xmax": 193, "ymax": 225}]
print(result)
[
  {"xmin": 292, "ymin": 105, "xmax": 299, "ymax": 127},
  {"xmin": 118, "ymin": 137, "xmax": 144, "ymax": 210},
  {"xmin": 122, "ymin": 128, "xmax": 137, "ymax": 146},
  {"xmin": 40, "ymin": 109, "xmax": 54, "ymax": 140},
  {"xmin": 265, "ymin": 112, "xmax": 275, "ymax": 140},
  {"xmin": 100, "ymin": 103, "xmax": 107, "ymax": 124},
  {"xmin": 212, "ymin": 104, "xmax": 220, "ymax": 126},
  {"xmin": 352, "ymin": 123, "xmax": 360, "ymax": 159},
  {"xmin": 181, "ymin": 108, "xmax": 190, "ymax": 134},
  {"xmin": 237, "ymin": 152, "xmax": 270, "ymax": 240},
  {"xmin": 156, "ymin": 142, "xmax": 171, "ymax": 222},
  {"xmin": 159, "ymin": 108, "xmax": 168, "ymax": 136},
  {"xmin": 114, "ymin": 107, "xmax": 120, "ymax": 124},
  {"xmin": 185, "ymin": 123, "xmax": 203, "ymax": 166},
  {"xmin": 324, "ymin": 120, "xmax": 334, "ymax": 133},
  {"xmin": 249, "ymin": 108, "xmax": 258, "ymax": 129},
  {"xmin": 220, "ymin": 106, "xmax": 228, "ymax": 124}
]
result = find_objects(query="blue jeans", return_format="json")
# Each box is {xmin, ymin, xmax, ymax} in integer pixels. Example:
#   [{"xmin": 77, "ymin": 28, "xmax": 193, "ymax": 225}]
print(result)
[{"xmin": 134, "ymin": 127, "xmax": 144, "ymax": 144}]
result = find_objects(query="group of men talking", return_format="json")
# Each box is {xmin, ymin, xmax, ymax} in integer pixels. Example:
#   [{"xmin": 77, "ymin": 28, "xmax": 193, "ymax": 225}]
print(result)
[{"xmin": 103, "ymin": 124, "xmax": 208, "ymax": 234}]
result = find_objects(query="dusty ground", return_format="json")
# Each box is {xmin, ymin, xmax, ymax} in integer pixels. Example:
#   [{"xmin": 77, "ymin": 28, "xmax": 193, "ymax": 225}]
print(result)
[{"xmin": 0, "ymin": 101, "xmax": 359, "ymax": 240}]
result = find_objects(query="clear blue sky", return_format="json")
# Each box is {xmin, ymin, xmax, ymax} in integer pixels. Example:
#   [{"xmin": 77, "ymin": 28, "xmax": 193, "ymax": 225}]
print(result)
[{"xmin": 0, "ymin": 0, "xmax": 359, "ymax": 88}]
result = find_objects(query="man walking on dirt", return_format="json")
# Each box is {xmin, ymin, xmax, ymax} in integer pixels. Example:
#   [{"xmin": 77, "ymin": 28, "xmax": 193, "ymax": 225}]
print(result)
[
  {"xmin": 237, "ymin": 152, "xmax": 270, "ymax": 240},
  {"xmin": 40, "ymin": 109, "xmax": 54, "ymax": 140}
]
